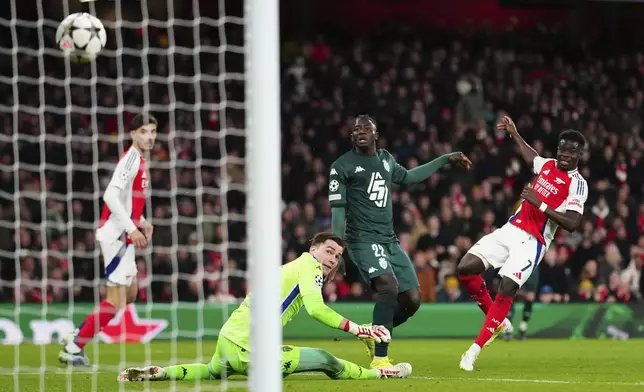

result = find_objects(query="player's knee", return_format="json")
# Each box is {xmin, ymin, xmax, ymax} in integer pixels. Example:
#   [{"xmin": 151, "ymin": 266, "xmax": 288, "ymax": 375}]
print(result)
[
  {"xmin": 399, "ymin": 289, "xmax": 420, "ymax": 316},
  {"xmin": 371, "ymin": 275, "xmax": 398, "ymax": 302},
  {"xmin": 457, "ymin": 254, "xmax": 486, "ymax": 276},
  {"xmin": 315, "ymin": 348, "xmax": 340, "ymax": 367},
  {"xmin": 126, "ymin": 289, "xmax": 138, "ymax": 304},
  {"xmin": 125, "ymin": 282, "xmax": 138, "ymax": 304},
  {"xmin": 498, "ymin": 277, "xmax": 520, "ymax": 297}
]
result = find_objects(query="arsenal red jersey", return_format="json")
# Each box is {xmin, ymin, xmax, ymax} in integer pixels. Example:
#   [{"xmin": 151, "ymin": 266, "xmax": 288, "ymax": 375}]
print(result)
[{"xmin": 509, "ymin": 157, "xmax": 588, "ymax": 247}]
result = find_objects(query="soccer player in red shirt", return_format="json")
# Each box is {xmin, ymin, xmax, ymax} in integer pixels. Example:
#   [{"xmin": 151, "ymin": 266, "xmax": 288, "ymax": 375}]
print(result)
[
  {"xmin": 457, "ymin": 116, "xmax": 588, "ymax": 371},
  {"xmin": 58, "ymin": 114, "xmax": 157, "ymax": 366}
]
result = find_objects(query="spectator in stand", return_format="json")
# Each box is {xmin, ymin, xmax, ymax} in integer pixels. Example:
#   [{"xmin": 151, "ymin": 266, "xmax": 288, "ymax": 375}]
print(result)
[{"xmin": 436, "ymin": 276, "xmax": 468, "ymax": 303}]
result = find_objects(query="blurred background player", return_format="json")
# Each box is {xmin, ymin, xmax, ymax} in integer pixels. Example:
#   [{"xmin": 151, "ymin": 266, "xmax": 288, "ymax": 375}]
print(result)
[
  {"xmin": 505, "ymin": 270, "xmax": 538, "ymax": 341},
  {"xmin": 118, "ymin": 232, "xmax": 412, "ymax": 382},
  {"xmin": 457, "ymin": 116, "xmax": 588, "ymax": 371},
  {"xmin": 58, "ymin": 114, "xmax": 158, "ymax": 366},
  {"xmin": 329, "ymin": 114, "xmax": 471, "ymax": 368}
]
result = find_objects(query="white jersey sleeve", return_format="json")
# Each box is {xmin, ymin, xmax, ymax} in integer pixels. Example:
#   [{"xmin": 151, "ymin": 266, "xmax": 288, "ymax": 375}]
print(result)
[
  {"xmin": 109, "ymin": 148, "xmax": 141, "ymax": 190},
  {"xmin": 103, "ymin": 148, "xmax": 141, "ymax": 235},
  {"xmin": 532, "ymin": 156, "xmax": 555, "ymax": 174},
  {"xmin": 566, "ymin": 174, "xmax": 588, "ymax": 214}
]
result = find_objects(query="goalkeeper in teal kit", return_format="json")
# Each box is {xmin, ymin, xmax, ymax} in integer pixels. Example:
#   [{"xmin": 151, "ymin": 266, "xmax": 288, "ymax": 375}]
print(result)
[{"xmin": 119, "ymin": 232, "xmax": 412, "ymax": 383}]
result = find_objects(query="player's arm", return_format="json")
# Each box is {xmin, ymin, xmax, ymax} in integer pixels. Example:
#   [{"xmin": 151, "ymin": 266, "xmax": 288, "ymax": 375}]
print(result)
[
  {"xmin": 498, "ymin": 116, "xmax": 539, "ymax": 166},
  {"xmin": 399, "ymin": 152, "xmax": 470, "ymax": 184},
  {"xmin": 103, "ymin": 150, "xmax": 139, "ymax": 234},
  {"xmin": 298, "ymin": 263, "xmax": 390, "ymax": 342},
  {"xmin": 103, "ymin": 150, "xmax": 146, "ymax": 247},
  {"xmin": 521, "ymin": 176, "xmax": 588, "ymax": 232}
]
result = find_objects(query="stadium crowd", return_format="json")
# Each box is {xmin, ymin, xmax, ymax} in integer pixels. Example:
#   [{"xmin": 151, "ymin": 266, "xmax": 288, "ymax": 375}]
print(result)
[{"xmin": 1, "ymin": 20, "xmax": 644, "ymax": 305}]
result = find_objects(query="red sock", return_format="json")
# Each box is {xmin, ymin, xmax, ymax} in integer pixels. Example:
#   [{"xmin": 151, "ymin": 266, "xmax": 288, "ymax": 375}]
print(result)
[
  {"xmin": 76, "ymin": 300, "xmax": 118, "ymax": 348},
  {"xmin": 458, "ymin": 274, "xmax": 493, "ymax": 314},
  {"xmin": 474, "ymin": 294, "xmax": 514, "ymax": 347}
]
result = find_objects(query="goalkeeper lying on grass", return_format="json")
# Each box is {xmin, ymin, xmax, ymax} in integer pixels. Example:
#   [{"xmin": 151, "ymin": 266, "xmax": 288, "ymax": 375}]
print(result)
[{"xmin": 119, "ymin": 232, "xmax": 412, "ymax": 382}]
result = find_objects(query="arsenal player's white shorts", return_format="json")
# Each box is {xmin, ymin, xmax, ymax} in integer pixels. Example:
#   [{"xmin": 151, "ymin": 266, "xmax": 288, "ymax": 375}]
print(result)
[
  {"xmin": 466, "ymin": 223, "xmax": 546, "ymax": 287},
  {"xmin": 99, "ymin": 239, "xmax": 137, "ymax": 287}
]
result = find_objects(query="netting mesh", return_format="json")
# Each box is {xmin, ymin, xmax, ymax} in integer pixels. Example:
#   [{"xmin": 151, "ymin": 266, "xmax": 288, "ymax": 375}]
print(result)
[{"xmin": 0, "ymin": 0, "xmax": 246, "ymax": 390}]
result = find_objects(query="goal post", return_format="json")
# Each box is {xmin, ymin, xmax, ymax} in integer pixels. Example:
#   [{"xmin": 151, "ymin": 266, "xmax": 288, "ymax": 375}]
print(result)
[{"xmin": 245, "ymin": 0, "xmax": 283, "ymax": 389}]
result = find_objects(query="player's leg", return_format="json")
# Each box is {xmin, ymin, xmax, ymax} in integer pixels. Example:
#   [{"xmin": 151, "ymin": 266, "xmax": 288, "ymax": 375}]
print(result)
[
  {"xmin": 518, "ymin": 290, "xmax": 536, "ymax": 340},
  {"xmin": 348, "ymin": 242, "xmax": 398, "ymax": 365},
  {"xmin": 119, "ymin": 336, "xmax": 239, "ymax": 382},
  {"xmin": 288, "ymin": 346, "xmax": 412, "ymax": 380},
  {"xmin": 460, "ymin": 232, "xmax": 543, "ymax": 371},
  {"xmin": 389, "ymin": 242, "xmax": 421, "ymax": 328},
  {"xmin": 60, "ymin": 240, "xmax": 137, "ymax": 366},
  {"xmin": 393, "ymin": 288, "xmax": 420, "ymax": 327},
  {"xmin": 504, "ymin": 293, "xmax": 519, "ymax": 341},
  {"xmin": 457, "ymin": 230, "xmax": 508, "ymax": 315}
]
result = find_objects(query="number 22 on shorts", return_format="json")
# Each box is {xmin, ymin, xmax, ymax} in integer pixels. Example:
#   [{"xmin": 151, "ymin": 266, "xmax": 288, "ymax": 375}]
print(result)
[
  {"xmin": 371, "ymin": 244, "xmax": 389, "ymax": 270},
  {"xmin": 371, "ymin": 244, "xmax": 386, "ymax": 257}
]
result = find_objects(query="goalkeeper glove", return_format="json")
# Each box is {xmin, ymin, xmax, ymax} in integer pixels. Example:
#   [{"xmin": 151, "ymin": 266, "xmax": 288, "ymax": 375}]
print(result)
[{"xmin": 344, "ymin": 321, "xmax": 391, "ymax": 343}]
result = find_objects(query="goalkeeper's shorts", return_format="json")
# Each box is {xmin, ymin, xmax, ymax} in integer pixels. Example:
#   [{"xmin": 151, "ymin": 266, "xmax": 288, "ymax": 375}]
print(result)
[{"xmin": 208, "ymin": 336, "xmax": 301, "ymax": 377}]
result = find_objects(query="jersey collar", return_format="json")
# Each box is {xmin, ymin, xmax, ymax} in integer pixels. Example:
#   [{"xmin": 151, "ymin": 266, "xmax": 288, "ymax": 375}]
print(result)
[{"xmin": 308, "ymin": 253, "xmax": 321, "ymax": 263}]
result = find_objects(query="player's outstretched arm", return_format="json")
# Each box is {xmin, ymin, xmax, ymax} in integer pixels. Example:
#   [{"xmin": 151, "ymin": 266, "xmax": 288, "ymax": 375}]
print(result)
[
  {"xmin": 302, "ymin": 294, "xmax": 391, "ymax": 343},
  {"xmin": 402, "ymin": 152, "xmax": 472, "ymax": 184},
  {"xmin": 299, "ymin": 265, "xmax": 391, "ymax": 343},
  {"xmin": 497, "ymin": 116, "xmax": 538, "ymax": 165}
]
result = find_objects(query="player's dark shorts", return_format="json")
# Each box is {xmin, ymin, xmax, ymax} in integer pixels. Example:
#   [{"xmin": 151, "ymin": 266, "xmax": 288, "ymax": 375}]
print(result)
[
  {"xmin": 521, "ymin": 267, "xmax": 540, "ymax": 293},
  {"xmin": 347, "ymin": 241, "xmax": 419, "ymax": 293}
]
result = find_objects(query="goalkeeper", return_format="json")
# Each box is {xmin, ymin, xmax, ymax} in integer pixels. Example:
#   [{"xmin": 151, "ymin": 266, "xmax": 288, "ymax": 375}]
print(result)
[{"xmin": 119, "ymin": 232, "xmax": 412, "ymax": 382}]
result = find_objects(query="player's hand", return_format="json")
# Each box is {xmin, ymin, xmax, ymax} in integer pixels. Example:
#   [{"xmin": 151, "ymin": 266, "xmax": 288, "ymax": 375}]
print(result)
[
  {"xmin": 140, "ymin": 220, "xmax": 154, "ymax": 239},
  {"xmin": 520, "ymin": 183, "xmax": 541, "ymax": 207},
  {"xmin": 448, "ymin": 153, "xmax": 472, "ymax": 170},
  {"xmin": 497, "ymin": 115, "xmax": 519, "ymax": 138},
  {"xmin": 129, "ymin": 229, "xmax": 148, "ymax": 249},
  {"xmin": 354, "ymin": 324, "xmax": 391, "ymax": 343}
]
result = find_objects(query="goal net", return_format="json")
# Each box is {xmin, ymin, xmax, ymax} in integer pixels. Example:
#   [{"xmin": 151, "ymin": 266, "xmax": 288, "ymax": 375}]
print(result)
[{"xmin": 0, "ymin": 0, "xmax": 281, "ymax": 391}]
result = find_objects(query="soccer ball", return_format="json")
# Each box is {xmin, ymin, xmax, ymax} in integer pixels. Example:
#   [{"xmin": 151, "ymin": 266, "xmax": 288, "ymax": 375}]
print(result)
[{"xmin": 56, "ymin": 13, "xmax": 106, "ymax": 62}]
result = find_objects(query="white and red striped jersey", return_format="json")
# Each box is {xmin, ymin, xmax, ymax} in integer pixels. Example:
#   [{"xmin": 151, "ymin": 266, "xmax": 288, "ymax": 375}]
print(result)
[
  {"xmin": 96, "ymin": 146, "xmax": 149, "ymax": 244},
  {"xmin": 509, "ymin": 156, "xmax": 588, "ymax": 248}
]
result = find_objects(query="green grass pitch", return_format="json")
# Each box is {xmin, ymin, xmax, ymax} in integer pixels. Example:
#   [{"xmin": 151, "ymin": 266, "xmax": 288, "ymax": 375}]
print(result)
[{"xmin": 3, "ymin": 339, "xmax": 644, "ymax": 392}]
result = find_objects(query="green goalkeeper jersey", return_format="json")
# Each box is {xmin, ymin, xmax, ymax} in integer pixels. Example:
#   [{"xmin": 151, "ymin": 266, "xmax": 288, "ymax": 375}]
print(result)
[
  {"xmin": 328, "ymin": 149, "xmax": 408, "ymax": 243},
  {"xmin": 219, "ymin": 252, "xmax": 345, "ymax": 350}
]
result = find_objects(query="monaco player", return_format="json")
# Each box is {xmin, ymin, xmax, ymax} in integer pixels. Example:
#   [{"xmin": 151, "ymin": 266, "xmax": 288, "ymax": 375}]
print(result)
[
  {"xmin": 457, "ymin": 116, "xmax": 588, "ymax": 371},
  {"xmin": 58, "ymin": 114, "xmax": 158, "ymax": 366}
]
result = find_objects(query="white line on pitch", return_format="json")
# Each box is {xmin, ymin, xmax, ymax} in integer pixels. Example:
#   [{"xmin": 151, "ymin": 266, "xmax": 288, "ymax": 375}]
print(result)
[
  {"xmin": 413, "ymin": 376, "xmax": 644, "ymax": 386},
  {"xmin": 5, "ymin": 370, "xmax": 644, "ymax": 387},
  {"xmin": 289, "ymin": 372, "xmax": 644, "ymax": 386}
]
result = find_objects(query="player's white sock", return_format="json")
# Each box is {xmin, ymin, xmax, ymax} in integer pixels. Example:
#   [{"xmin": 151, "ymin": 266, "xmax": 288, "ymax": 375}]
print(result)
[
  {"xmin": 519, "ymin": 321, "xmax": 528, "ymax": 332},
  {"xmin": 469, "ymin": 343, "xmax": 481, "ymax": 354},
  {"xmin": 374, "ymin": 355, "xmax": 388, "ymax": 360}
]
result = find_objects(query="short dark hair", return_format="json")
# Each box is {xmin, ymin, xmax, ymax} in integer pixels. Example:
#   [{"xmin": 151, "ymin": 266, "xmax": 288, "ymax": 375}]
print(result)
[
  {"xmin": 356, "ymin": 114, "xmax": 377, "ymax": 129},
  {"xmin": 559, "ymin": 129, "xmax": 586, "ymax": 148},
  {"xmin": 129, "ymin": 113, "xmax": 158, "ymax": 132},
  {"xmin": 311, "ymin": 232, "xmax": 346, "ymax": 249}
]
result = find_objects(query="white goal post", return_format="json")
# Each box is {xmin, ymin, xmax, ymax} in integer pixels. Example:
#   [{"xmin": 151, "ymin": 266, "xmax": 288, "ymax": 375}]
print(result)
[{"xmin": 245, "ymin": 0, "xmax": 283, "ymax": 389}]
